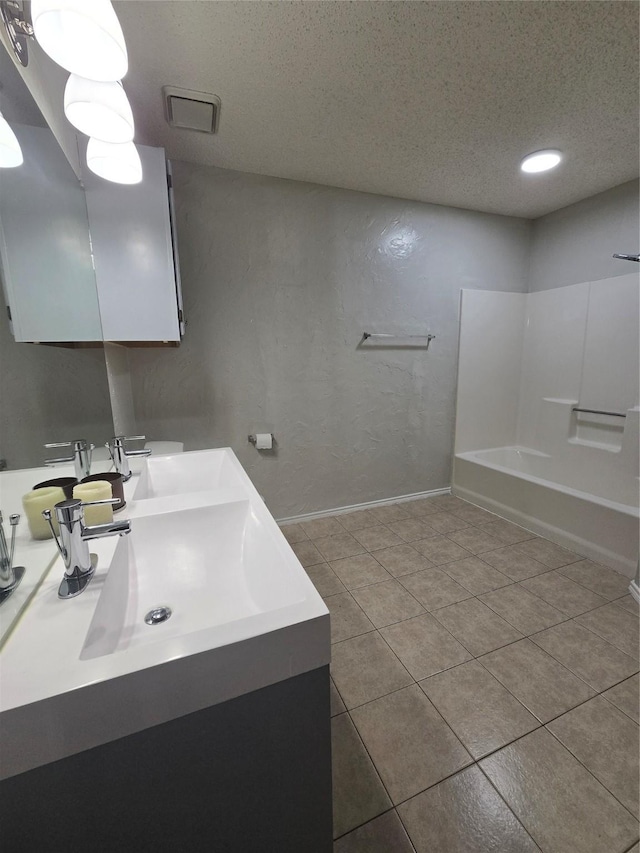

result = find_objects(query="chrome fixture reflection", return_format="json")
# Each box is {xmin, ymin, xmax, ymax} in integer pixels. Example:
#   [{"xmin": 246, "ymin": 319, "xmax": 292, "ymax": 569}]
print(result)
[
  {"xmin": 0, "ymin": 0, "xmax": 33, "ymax": 66},
  {"xmin": 64, "ymin": 75, "xmax": 134, "ymax": 142},
  {"xmin": 613, "ymin": 253, "xmax": 640, "ymax": 263},
  {"xmin": 31, "ymin": 0, "xmax": 128, "ymax": 82},
  {"xmin": 106, "ymin": 435, "xmax": 151, "ymax": 482},
  {"xmin": 0, "ymin": 111, "xmax": 23, "ymax": 167},
  {"xmin": 0, "ymin": 511, "xmax": 25, "ymax": 605},
  {"xmin": 45, "ymin": 438, "xmax": 94, "ymax": 480},
  {"xmin": 42, "ymin": 497, "xmax": 130, "ymax": 598}
]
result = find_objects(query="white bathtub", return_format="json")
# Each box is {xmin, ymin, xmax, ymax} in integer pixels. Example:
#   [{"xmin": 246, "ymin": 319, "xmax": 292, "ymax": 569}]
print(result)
[{"xmin": 453, "ymin": 446, "xmax": 639, "ymax": 577}]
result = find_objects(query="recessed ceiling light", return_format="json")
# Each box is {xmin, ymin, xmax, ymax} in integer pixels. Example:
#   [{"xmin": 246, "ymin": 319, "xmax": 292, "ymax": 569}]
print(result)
[{"xmin": 520, "ymin": 149, "xmax": 562, "ymax": 174}]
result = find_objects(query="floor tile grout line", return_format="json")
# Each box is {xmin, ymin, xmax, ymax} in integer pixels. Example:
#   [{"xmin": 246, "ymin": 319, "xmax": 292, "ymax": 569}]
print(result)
[{"xmin": 543, "ymin": 718, "xmax": 640, "ymax": 821}]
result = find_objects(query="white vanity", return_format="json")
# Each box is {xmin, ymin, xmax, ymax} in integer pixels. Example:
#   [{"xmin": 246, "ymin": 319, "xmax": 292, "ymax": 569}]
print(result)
[{"xmin": 0, "ymin": 449, "xmax": 332, "ymax": 852}]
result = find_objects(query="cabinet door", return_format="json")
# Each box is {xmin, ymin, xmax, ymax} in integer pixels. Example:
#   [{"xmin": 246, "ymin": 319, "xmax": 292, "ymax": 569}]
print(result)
[
  {"xmin": 0, "ymin": 124, "xmax": 101, "ymax": 342},
  {"xmin": 82, "ymin": 143, "xmax": 181, "ymax": 342}
]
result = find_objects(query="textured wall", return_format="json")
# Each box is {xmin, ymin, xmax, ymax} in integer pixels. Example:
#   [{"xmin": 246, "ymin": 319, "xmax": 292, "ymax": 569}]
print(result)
[
  {"xmin": 528, "ymin": 180, "xmax": 639, "ymax": 291},
  {"xmin": 128, "ymin": 163, "xmax": 530, "ymax": 517},
  {"xmin": 0, "ymin": 320, "xmax": 114, "ymax": 470}
]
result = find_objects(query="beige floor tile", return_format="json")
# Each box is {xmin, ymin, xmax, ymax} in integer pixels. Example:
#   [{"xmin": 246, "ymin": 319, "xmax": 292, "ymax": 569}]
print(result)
[
  {"xmin": 450, "ymin": 503, "xmax": 497, "ymax": 525},
  {"xmin": 400, "ymin": 567, "xmax": 472, "ymax": 611},
  {"xmin": 337, "ymin": 509, "xmax": 379, "ymax": 532},
  {"xmin": 548, "ymin": 696, "xmax": 639, "ymax": 818},
  {"xmin": 433, "ymin": 597, "xmax": 523, "ymax": 656},
  {"xmin": 372, "ymin": 544, "xmax": 434, "ymax": 578},
  {"xmin": 447, "ymin": 527, "xmax": 503, "ymax": 555},
  {"xmin": 329, "ymin": 554, "xmax": 392, "ymax": 590},
  {"xmin": 427, "ymin": 494, "xmax": 466, "ymax": 512},
  {"xmin": 425, "ymin": 512, "xmax": 470, "ymax": 534},
  {"xmin": 301, "ymin": 516, "xmax": 345, "ymax": 539},
  {"xmin": 481, "ymin": 545, "xmax": 550, "ymax": 581},
  {"xmin": 331, "ymin": 679, "xmax": 346, "ymax": 716},
  {"xmin": 603, "ymin": 674, "xmax": 639, "ymax": 723},
  {"xmin": 351, "ymin": 685, "xmax": 471, "ymax": 805},
  {"xmin": 325, "ymin": 592, "xmax": 375, "ymax": 644},
  {"xmin": 559, "ymin": 560, "xmax": 633, "ymax": 601},
  {"xmin": 398, "ymin": 765, "xmax": 540, "ymax": 853},
  {"xmin": 478, "ymin": 519, "xmax": 536, "ymax": 545},
  {"xmin": 481, "ymin": 728, "xmax": 638, "ymax": 853},
  {"xmin": 331, "ymin": 632, "xmax": 413, "ymax": 710},
  {"xmin": 305, "ymin": 562, "xmax": 347, "ymax": 598},
  {"xmin": 314, "ymin": 533, "xmax": 366, "ymax": 561},
  {"xmin": 334, "ymin": 810, "xmax": 414, "ymax": 852},
  {"xmin": 421, "ymin": 660, "xmax": 539, "ymax": 759},
  {"xmin": 352, "ymin": 579, "xmax": 425, "ymax": 628},
  {"xmin": 369, "ymin": 504, "xmax": 411, "ymax": 524},
  {"xmin": 480, "ymin": 584, "xmax": 566, "ymax": 635},
  {"xmin": 515, "ymin": 537, "xmax": 582, "ymax": 569},
  {"xmin": 352, "ymin": 525, "xmax": 404, "ymax": 552},
  {"xmin": 412, "ymin": 535, "xmax": 472, "ymax": 565},
  {"xmin": 331, "ymin": 713, "xmax": 391, "ymax": 838},
  {"xmin": 280, "ymin": 522, "xmax": 308, "ymax": 544},
  {"xmin": 521, "ymin": 570, "xmax": 607, "ymax": 617},
  {"xmin": 480, "ymin": 638, "xmax": 596, "ymax": 722},
  {"xmin": 380, "ymin": 614, "xmax": 472, "ymax": 680},
  {"xmin": 531, "ymin": 621, "xmax": 638, "ymax": 692},
  {"xmin": 386, "ymin": 518, "xmax": 437, "ymax": 542},
  {"xmin": 291, "ymin": 538, "xmax": 325, "ymax": 567},
  {"xmin": 576, "ymin": 603, "xmax": 639, "ymax": 659},
  {"xmin": 615, "ymin": 593, "xmax": 640, "ymax": 615},
  {"xmin": 440, "ymin": 556, "xmax": 512, "ymax": 595},
  {"xmin": 402, "ymin": 498, "xmax": 444, "ymax": 517}
]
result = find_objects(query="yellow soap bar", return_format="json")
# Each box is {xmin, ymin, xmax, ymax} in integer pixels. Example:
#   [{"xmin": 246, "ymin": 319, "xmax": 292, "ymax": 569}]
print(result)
[
  {"xmin": 73, "ymin": 481, "xmax": 113, "ymax": 526},
  {"xmin": 22, "ymin": 487, "xmax": 65, "ymax": 540}
]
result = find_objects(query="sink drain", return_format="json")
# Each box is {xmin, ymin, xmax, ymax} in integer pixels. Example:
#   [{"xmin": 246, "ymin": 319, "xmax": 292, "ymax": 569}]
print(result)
[{"xmin": 144, "ymin": 606, "xmax": 172, "ymax": 626}]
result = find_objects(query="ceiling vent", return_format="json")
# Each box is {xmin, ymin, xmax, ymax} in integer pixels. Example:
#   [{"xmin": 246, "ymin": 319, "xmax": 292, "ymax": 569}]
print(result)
[{"xmin": 163, "ymin": 86, "xmax": 220, "ymax": 134}]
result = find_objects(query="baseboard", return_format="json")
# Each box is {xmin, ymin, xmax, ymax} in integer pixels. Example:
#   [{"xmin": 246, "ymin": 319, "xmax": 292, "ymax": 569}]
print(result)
[
  {"xmin": 276, "ymin": 487, "xmax": 451, "ymax": 525},
  {"xmin": 629, "ymin": 580, "xmax": 640, "ymax": 604},
  {"xmin": 452, "ymin": 484, "xmax": 636, "ymax": 578}
]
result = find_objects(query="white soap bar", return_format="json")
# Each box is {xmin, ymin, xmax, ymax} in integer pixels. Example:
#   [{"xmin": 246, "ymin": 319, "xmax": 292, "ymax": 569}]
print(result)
[
  {"xmin": 255, "ymin": 433, "xmax": 273, "ymax": 450},
  {"xmin": 22, "ymin": 487, "xmax": 65, "ymax": 540},
  {"xmin": 73, "ymin": 482, "xmax": 113, "ymax": 526}
]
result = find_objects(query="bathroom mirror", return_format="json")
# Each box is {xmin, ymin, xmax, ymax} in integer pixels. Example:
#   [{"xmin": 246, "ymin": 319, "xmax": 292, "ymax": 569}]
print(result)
[{"xmin": 0, "ymin": 45, "xmax": 114, "ymax": 472}]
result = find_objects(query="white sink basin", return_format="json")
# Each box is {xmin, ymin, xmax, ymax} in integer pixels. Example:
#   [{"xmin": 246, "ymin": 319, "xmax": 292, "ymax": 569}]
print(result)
[
  {"xmin": 133, "ymin": 448, "xmax": 244, "ymax": 500},
  {"xmin": 81, "ymin": 499, "xmax": 307, "ymax": 659}
]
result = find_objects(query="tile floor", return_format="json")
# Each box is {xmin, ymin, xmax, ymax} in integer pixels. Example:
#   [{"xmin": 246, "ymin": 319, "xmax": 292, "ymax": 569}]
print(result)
[{"xmin": 281, "ymin": 494, "xmax": 640, "ymax": 853}]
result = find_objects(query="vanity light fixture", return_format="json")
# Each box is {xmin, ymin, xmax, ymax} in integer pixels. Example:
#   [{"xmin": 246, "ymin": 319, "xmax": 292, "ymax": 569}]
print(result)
[
  {"xmin": 0, "ymin": 112, "xmax": 23, "ymax": 168},
  {"xmin": 64, "ymin": 75, "xmax": 134, "ymax": 143},
  {"xmin": 31, "ymin": 0, "xmax": 128, "ymax": 82},
  {"xmin": 520, "ymin": 149, "xmax": 562, "ymax": 174},
  {"xmin": 86, "ymin": 137, "xmax": 142, "ymax": 184}
]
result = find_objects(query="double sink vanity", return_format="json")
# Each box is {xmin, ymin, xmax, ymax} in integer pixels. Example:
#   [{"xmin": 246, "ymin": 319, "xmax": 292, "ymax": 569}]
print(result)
[{"xmin": 0, "ymin": 449, "xmax": 332, "ymax": 852}]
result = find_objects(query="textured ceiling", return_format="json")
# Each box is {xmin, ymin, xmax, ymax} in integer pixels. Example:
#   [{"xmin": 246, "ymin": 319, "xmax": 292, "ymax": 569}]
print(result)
[{"xmin": 117, "ymin": 1, "xmax": 639, "ymax": 218}]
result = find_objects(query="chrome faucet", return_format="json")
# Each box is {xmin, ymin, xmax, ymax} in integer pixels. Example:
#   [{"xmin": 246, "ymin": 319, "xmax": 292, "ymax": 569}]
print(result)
[
  {"xmin": 45, "ymin": 438, "xmax": 94, "ymax": 480},
  {"xmin": 42, "ymin": 498, "xmax": 131, "ymax": 599},
  {"xmin": 0, "ymin": 511, "xmax": 25, "ymax": 605},
  {"xmin": 106, "ymin": 435, "xmax": 151, "ymax": 482}
]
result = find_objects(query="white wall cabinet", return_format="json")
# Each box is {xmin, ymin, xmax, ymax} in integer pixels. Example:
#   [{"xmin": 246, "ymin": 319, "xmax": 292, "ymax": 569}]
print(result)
[
  {"xmin": 0, "ymin": 124, "xmax": 102, "ymax": 343},
  {"xmin": 1, "ymin": 137, "xmax": 183, "ymax": 345},
  {"xmin": 82, "ymin": 144, "xmax": 184, "ymax": 343}
]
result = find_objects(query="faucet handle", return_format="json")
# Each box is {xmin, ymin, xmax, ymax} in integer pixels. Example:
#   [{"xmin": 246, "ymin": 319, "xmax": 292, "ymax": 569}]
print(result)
[{"xmin": 82, "ymin": 498, "xmax": 120, "ymax": 508}]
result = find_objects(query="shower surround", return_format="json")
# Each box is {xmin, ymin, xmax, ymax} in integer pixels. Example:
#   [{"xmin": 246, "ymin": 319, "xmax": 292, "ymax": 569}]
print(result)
[{"xmin": 453, "ymin": 273, "xmax": 639, "ymax": 577}]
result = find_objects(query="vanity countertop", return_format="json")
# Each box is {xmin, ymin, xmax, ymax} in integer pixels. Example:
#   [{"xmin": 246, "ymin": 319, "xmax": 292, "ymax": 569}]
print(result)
[{"xmin": 0, "ymin": 450, "xmax": 329, "ymax": 781}]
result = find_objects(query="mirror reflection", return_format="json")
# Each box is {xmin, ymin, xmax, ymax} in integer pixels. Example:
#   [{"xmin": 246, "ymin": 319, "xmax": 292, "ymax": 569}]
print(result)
[{"xmin": 0, "ymin": 46, "xmax": 113, "ymax": 472}]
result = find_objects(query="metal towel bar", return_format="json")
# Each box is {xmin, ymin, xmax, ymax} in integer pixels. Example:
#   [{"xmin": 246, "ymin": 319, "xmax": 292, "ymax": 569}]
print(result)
[
  {"xmin": 572, "ymin": 407, "xmax": 627, "ymax": 418},
  {"xmin": 361, "ymin": 332, "xmax": 435, "ymax": 349}
]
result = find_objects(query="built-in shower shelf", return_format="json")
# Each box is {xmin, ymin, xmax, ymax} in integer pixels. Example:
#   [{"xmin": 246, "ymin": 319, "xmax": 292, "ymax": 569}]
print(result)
[{"xmin": 568, "ymin": 437, "xmax": 621, "ymax": 454}]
